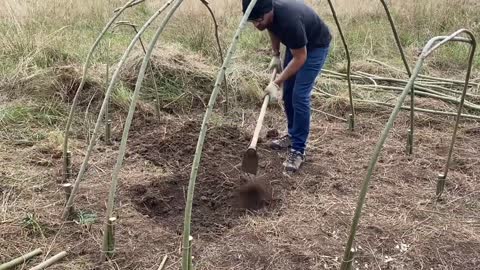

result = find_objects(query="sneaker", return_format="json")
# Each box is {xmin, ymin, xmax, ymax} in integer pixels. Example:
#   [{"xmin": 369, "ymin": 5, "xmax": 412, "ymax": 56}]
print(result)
[
  {"xmin": 283, "ymin": 149, "xmax": 305, "ymax": 173},
  {"xmin": 270, "ymin": 135, "xmax": 291, "ymax": 150}
]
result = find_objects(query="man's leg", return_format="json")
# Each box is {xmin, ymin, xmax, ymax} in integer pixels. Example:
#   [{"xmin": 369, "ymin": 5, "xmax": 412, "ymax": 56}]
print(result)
[
  {"xmin": 271, "ymin": 48, "xmax": 296, "ymax": 150},
  {"xmin": 285, "ymin": 46, "xmax": 329, "ymax": 171}
]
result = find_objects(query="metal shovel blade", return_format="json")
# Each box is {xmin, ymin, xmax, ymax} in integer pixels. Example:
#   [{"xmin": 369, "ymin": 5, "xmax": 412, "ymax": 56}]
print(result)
[{"xmin": 242, "ymin": 148, "xmax": 259, "ymax": 175}]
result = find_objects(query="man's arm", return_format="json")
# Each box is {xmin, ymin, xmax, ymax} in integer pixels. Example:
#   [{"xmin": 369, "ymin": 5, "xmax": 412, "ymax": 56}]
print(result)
[
  {"xmin": 268, "ymin": 30, "xmax": 281, "ymax": 56},
  {"xmin": 274, "ymin": 47, "xmax": 307, "ymax": 85}
]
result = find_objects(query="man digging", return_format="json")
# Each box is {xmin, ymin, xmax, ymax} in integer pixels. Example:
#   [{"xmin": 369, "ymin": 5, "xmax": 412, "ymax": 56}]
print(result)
[{"xmin": 242, "ymin": 0, "xmax": 331, "ymax": 172}]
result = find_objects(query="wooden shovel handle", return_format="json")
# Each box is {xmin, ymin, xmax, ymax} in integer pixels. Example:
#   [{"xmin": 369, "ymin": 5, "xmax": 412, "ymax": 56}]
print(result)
[{"xmin": 248, "ymin": 69, "xmax": 278, "ymax": 149}]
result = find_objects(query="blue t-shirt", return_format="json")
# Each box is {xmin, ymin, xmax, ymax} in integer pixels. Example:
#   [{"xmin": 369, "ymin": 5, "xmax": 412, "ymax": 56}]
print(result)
[{"xmin": 267, "ymin": 0, "xmax": 331, "ymax": 49}]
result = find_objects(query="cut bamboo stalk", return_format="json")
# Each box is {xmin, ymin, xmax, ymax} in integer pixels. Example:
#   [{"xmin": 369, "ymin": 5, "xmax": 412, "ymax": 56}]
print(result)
[
  {"xmin": 327, "ymin": 0, "xmax": 355, "ymax": 130},
  {"xmin": 101, "ymin": 0, "xmax": 181, "ymax": 257},
  {"xmin": 62, "ymin": 0, "xmax": 138, "ymax": 184},
  {"xmin": 157, "ymin": 255, "xmax": 168, "ymax": 270},
  {"xmin": 64, "ymin": 151, "xmax": 72, "ymax": 182},
  {"xmin": 103, "ymin": 217, "xmax": 117, "ymax": 259},
  {"xmin": 29, "ymin": 251, "xmax": 67, "ymax": 270},
  {"xmin": 436, "ymin": 174, "xmax": 446, "ymax": 198},
  {"xmin": 61, "ymin": 183, "xmax": 73, "ymax": 203},
  {"xmin": 0, "ymin": 248, "xmax": 42, "ymax": 270},
  {"xmin": 181, "ymin": 1, "xmax": 258, "ymax": 269},
  {"xmin": 367, "ymin": 58, "xmax": 479, "ymax": 87},
  {"xmin": 63, "ymin": 0, "xmax": 172, "ymax": 220},
  {"xmin": 313, "ymin": 91, "xmax": 480, "ymax": 121},
  {"xmin": 406, "ymin": 129, "xmax": 413, "ymax": 155}
]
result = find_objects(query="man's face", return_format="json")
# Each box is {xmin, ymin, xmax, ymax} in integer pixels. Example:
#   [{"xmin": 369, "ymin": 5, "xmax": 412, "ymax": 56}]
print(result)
[{"xmin": 249, "ymin": 12, "xmax": 271, "ymax": 31}]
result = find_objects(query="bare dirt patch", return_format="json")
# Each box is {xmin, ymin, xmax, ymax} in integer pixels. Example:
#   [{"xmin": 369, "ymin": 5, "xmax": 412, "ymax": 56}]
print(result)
[{"xmin": 127, "ymin": 120, "xmax": 292, "ymax": 236}]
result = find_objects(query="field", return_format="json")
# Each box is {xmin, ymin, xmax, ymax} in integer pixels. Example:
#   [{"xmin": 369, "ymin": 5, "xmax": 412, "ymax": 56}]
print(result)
[{"xmin": 1, "ymin": 0, "xmax": 480, "ymax": 269}]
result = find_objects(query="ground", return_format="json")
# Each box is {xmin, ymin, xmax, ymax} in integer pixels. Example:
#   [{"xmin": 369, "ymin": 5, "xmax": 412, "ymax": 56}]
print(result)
[{"xmin": 1, "ymin": 96, "xmax": 479, "ymax": 269}]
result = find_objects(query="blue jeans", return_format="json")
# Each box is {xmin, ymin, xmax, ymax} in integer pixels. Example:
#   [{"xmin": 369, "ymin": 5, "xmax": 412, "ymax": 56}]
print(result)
[{"xmin": 283, "ymin": 46, "xmax": 329, "ymax": 154}]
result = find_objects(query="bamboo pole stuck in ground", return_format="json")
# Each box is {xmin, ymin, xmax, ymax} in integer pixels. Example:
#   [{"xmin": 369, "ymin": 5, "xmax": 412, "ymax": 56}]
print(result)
[
  {"xmin": 437, "ymin": 30, "xmax": 477, "ymax": 197},
  {"xmin": 326, "ymin": 0, "xmax": 355, "ymax": 130},
  {"xmin": 339, "ymin": 52, "xmax": 425, "ymax": 270},
  {"xmin": 63, "ymin": 0, "xmax": 174, "ymax": 220},
  {"xmin": 180, "ymin": 1, "xmax": 258, "ymax": 269},
  {"xmin": 0, "ymin": 248, "xmax": 42, "ymax": 270},
  {"xmin": 101, "ymin": 0, "xmax": 182, "ymax": 258},
  {"xmin": 380, "ymin": 0, "xmax": 415, "ymax": 154},
  {"xmin": 65, "ymin": 151, "xmax": 72, "ymax": 182},
  {"xmin": 62, "ymin": 0, "xmax": 138, "ymax": 184},
  {"xmin": 103, "ymin": 217, "xmax": 117, "ymax": 259},
  {"xmin": 339, "ymin": 29, "xmax": 476, "ymax": 268},
  {"xmin": 29, "ymin": 251, "xmax": 67, "ymax": 270}
]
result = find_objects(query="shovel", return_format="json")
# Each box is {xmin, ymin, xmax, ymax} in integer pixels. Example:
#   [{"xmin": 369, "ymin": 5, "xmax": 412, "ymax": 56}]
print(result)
[{"xmin": 242, "ymin": 69, "xmax": 278, "ymax": 175}]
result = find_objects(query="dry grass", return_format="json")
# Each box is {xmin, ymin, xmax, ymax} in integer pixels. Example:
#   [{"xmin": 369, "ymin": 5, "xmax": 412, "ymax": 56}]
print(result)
[{"xmin": 1, "ymin": 0, "xmax": 480, "ymax": 269}]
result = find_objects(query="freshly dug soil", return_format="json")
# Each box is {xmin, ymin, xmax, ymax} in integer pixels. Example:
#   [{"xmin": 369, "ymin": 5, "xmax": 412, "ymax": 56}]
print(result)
[{"xmin": 128, "ymin": 120, "xmax": 290, "ymax": 235}]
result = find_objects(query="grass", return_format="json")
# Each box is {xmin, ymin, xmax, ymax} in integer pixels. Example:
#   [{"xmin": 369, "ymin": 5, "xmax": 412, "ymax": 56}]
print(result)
[{"xmin": 1, "ymin": 1, "xmax": 480, "ymax": 268}]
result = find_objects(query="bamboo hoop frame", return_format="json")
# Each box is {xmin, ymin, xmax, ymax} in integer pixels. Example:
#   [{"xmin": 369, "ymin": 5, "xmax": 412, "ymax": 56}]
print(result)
[
  {"xmin": 180, "ymin": 1, "xmax": 259, "ymax": 269},
  {"xmin": 61, "ymin": 0, "xmax": 141, "ymax": 182},
  {"xmin": 63, "ymin": 0, "xmax": 175, "ymax": 220},
  {"xmin": 101, "ymin": 0, "xmax": 181, "ymax": 256},
  {"xmin": 339, "ymin": 29, "xmax": 476, "ymax": 269}
]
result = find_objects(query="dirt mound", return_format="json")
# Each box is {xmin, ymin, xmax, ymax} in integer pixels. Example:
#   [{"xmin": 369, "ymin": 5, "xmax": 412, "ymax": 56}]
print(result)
[{"xmin": 128, "ymin": 120, "xmax": 289, "ymax": 235}]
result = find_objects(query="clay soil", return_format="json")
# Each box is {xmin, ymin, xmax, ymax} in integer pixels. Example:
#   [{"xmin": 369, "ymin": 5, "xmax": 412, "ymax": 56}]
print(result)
[{"xmin": 1, "ymin": 101, "xmax": 480, "ymax": 269}]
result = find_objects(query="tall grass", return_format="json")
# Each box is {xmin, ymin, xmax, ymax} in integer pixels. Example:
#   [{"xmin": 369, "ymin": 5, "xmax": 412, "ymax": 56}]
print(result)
[{"xmin": 1, "ymin": 0, "xmax": 478, "ymax": 77}]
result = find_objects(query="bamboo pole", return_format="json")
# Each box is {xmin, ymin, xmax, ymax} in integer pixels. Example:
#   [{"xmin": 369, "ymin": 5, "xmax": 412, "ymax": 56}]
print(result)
[
  {"xmin": 0, "ymin": 248, "xmax": 42, "ymax": 270},
  {"xmin": 326, "ymin": 0, "xmax": 355, "ymax": 130},
  {"xmin": 65, "ymin": 151, "xmax": 72, "ymax": 181},
  {"xmin": 379, "ymin": 0, "xmax": 415, "ymax": 154},
  {"xmin": 354, "ymin": 85, "xmax": 480, "ymax": 111},
  {"xmin": 62, "ymin": 0, "xmax": 138, "ymax": 183},
  {"xmin": 63, "ymin": 1, "xmax": 173, "ymax": 220},
  {"xmin": 187, "ymin": 236, "xmax": 193, "ymax": 270},
  {"xmin": 29, "ymin": 251, "xmax": 67, "ymax": 270},
  {"xmin": 438, "ymin": 31, "xmax": 477, "ymax": 197},
  {"xmin": 339, "ymin": 54, "xmax": 425, "ymax": 270},
  {"xmin": 340, "ymin": 248, "xmax": 356, "ymax": 270},
  {"xmin": 367, "ymin": 58, "xmax": 480, "ymax": 87},
  {"xmin": 181, "ymin": 1, "xmax": 258, "ymax": 269},
  {"xmin": 339, "ymin": 30, "xmax": 477, "ymax": 268},
  {"xmin": 101, "ymin": 0, "xmax": 181, "ymax": 257},
  {"xmin": 199, "ymin": 0, "xmax": 229, "ymax": 113},
  {"xmin": 113, "ymin": 21, "xmax": 162, "ymax": 119},
  {"xmin": 113, "ymin": 0, "xmax": 145, "ymax": 12},
  {"xmin": 313, "ymin": 91, "xmax": 480, "ymax": 121},
  {"xmin": 104, "ymin": 64, "xmax": 112, "ymax": 145},
  {"xmin": 103, "ymin": 217, "xmax": 117, "ymax": 259}
]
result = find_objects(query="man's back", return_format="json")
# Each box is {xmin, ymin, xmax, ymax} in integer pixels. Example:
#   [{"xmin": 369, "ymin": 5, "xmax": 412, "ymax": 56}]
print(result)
[{"xmin": 268, "ymin": 0, "xmax": 331, "ymax": 49}]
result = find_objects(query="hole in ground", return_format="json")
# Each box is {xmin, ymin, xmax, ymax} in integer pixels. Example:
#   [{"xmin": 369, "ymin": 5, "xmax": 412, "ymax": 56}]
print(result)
[{"xmin": 128, "ymin": 120, "xmax": 290, "ymax": 235}]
